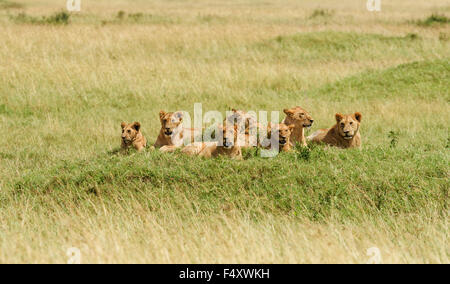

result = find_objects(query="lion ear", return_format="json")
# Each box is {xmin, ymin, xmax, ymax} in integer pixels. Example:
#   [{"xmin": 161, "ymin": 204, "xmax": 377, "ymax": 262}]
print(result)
[
  {"xmin": 335, "ymin": 113, "xmax": 344, "ymax": 123},
  {"xmin": 159, "ymin": 111, "xmax": 166, "ymax": 120},
  {"xmin": 175, "ymin": 111, "xmax": 183, "ymax": 121},
  {"xmin": 121, "ymin": 122, "xmax": 127, "ymax": 129},
  {"xmin": 354, "ymin": 112, "xmax": 362, "ymax": 123},
  {"xmin": 232, "ymin": 108, "xmax": 238, "ymax": 113},
  {"xmin": 132, "ymin": 122, "xmax": 141, "ymax": 132},
  {"xmin": 283, "ymin": 109, "xmax": 294, "ymax": 116}
]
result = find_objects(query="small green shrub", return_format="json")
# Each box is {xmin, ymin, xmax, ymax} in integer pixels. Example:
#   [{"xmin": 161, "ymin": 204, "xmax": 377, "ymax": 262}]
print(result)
[
  {"xmin": 10, "ymin": 11, "xmax": 70, "ymax": 25},
  {"xmin": 405, "ymin": 33, "xmax": 419, "ymax": 40},
  {"xmin": 45, "ymin": 11, "xmax": 70, "ymax": 25},
  {"xmin": 310, "ymin": 9, "xmax": 334, "ymax": 19},
  {"xmin": 0, "ymin": 0, "xmax": 23, "ymax": 9},
  {"xmin": 417, "ymin": 14, "xmax": 449, "ymax": 26},
  {"xmin": 117, "ymin": 10, "xmax": 126, "ymax": 20},
  {"xmin": 128, "ymin": 13, "xmax": 144, "ymax": 21},
  {"xmin": 388, "ymin": 131, "xmax": 400, "ymax": 148}
]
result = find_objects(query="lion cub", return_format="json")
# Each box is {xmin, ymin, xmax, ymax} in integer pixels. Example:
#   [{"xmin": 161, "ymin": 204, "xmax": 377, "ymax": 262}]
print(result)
[
  {"xmin": 154, "ymin": 110, "xmax": 200, "ymax": 153},
  {"xmin": 308, "ymin": 112, "xmax": 362, "ymax": 148},
  {"xmin": 182, "ymin": 125, "xmax": 243, "ymax": 160},
  {"xmin": 282, "ymin": 106, "xmax": 314, "ymax": 147},
  {"xmin": 262, "ymin": 123, "xmax": 295, "ymax": 152},
  {"xmin": 121, "ymin": 122, "xmax": 147, "ymax": 152}
]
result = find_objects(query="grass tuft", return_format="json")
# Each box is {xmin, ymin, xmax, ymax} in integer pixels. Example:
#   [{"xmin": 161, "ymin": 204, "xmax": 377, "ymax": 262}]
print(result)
[
  {"xmin": 388, "ymin": 131, "xmax": 400, "ymax": 148},
  {"xmin": 310, "ymin": 9, "xmax": 334, "ymax": 19},
  {"xmin": 417, "ymin": 14, "xmax": 449, "ymax": 26},
  {"xmin": 10, "ymin": 11, "xmax": 70, "ymax": 25},
  {"xmin": 0, "ymin": 0, "xmax": 23, "ymax": 9}
]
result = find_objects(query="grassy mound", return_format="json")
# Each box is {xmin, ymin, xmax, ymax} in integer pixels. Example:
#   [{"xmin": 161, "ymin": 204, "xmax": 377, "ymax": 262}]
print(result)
[
  {"xmin": 256, "ymin": 31, "xmax": 427, "ymax": 63},
  {"xmin": 310, "ymin": 59, "xmax": 450, "ymax": 101},
  {"xmin": 12, "ymin": 145, "xmax": 447, "ymax": 223}
]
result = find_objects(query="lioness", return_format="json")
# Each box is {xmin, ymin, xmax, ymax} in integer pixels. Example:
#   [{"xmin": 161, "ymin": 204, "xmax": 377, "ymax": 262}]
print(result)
[
  {"xmin": 282, "ymin": 106, "xmax": 314, "ymax": 147},
  {"xmin": 307, "ymin": 112, "xmax": 362, "ymax": 148},
  {"xmin": 121, "ymin": 122, "xmax": 147, "ymax": 152},
  {"xmin": 224, "ymin": 109, "xmax": 261, "ymax": 148},
  {"xmin": 182, "ymin": 124, "xmax": 243, "ymax": 160},
  {"xmin": 154, "ymin": 110, "xmax": 200, "ymax": 152},
  {"xmin": 262, "ymin": 123, "xmax": 295, "ymax": 152}
]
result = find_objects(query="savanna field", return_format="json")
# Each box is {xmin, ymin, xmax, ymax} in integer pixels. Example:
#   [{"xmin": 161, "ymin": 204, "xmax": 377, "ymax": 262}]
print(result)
[{"xmin": 0, "ymin": 0, "xmax": 449, "ymax": 263}]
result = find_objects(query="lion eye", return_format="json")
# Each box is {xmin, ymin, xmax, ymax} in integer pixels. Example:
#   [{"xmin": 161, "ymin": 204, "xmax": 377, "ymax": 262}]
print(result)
[
  {"xmin": 340, "ymin": 123, "xmax": 345, "ymax": 128},
  {"xmin": 127, "ymin": 130, "xmax": 131, "ymax": 133},
  {"xmin": 350, "ymin": 122, "xmax": 353, "ymax": 125}
]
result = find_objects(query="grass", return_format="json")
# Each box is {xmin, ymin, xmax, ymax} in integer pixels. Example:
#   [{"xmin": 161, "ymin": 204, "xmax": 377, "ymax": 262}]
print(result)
[
  {"xmin": 10, "ymin": 11, "xmax": 70, "ymax": 25},
  {"xmin": 0, "ymin": 0, "xmax": 23, "ymax": 9},
  {"xmin": 310, "ymin": 9, "xmax": 334, "ymax": 19},
  {"xmin": 417, "ymin": 14, "xmax": 450, "ymax": 26},
  {"xmin": 0, "ymin": 0, "xmax": 449, "ymax": 264}
]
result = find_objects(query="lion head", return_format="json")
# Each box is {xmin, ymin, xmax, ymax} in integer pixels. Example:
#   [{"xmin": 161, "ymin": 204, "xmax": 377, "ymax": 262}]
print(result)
[
  {"xmin": 121, "ymin": 122, "xmax": 141, "ymax": 144},
  {"xmin": 219, "ymin": 124, "xmax": 239, "ymax": 149},
  {"xmin": 283, "ymin": 106, "xmax": 314, "ymax": 128},
  {"xmin": 159, "ymin": 111, "xmax": 183, "ymax": 137},
  {"xmin": 268, "ymin": 123, "xmax": 295, "ymax": 147},
  {"xmin": 225, "ymin": 109, "xmax": 257, "ymax": 134},
  {"xmin": 335, "ymin": 112, "xmax": 362, "ymax": 140}
]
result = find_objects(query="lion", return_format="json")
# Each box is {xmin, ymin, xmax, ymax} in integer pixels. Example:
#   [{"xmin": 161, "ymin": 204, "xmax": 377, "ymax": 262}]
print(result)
[
  {"xmin": 121, "ymin": 122, "xmax": 147, "ymax": 152},
  {"xmin": 282, "ymin": 106, "xmax": 314, "ymax": 147},
  {"xmin": 154, "ymin": 110, "xmax": 200, "ymax": 153},
  {"xmin": 307, "ymin": 112, "xmax": 362, "ymax": 148},
  {"xmin": 182, "ymin": 124, "xmax": 242, "ymax": 160},
  {"xmin": 224, "ymin": 109, "xmax": 261, "ymax": 149},
  {"xmin": 261, "ymin": 123, "xmax": 295, "ymax": 152}
]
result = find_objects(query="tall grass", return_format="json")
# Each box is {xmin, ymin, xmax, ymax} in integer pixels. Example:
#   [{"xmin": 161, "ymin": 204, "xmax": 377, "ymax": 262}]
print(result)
[{"xmin": 0, "ymin": 0, "xmax": 448, "ymax": 263}]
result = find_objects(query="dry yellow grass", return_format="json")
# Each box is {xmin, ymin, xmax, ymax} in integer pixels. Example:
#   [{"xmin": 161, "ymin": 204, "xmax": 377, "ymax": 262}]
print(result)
[{"xmin": 0, "ymin": 0, "xmax": 448, "ymax": 263}]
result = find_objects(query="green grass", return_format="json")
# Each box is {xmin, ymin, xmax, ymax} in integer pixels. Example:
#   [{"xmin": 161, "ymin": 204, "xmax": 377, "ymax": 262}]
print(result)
[
  {"xmin": 257, "ymin": 31, "xmax": 430, "ymax": 65},
  {"xmin": 309, "ymin": 9, "xmax": 335, "ymax": 19},
  {"xmin": 12, "ymin": 144, "xmax": 448, "ymax": 223},
  {"xmin": 8, "ymin": 57, "xmax": 449, "ymax": 224},
  {"xmin": 417, "ymin": 14, "xmax": 450, "ymax": 26},
  {"xmin": 9, "ymin": 11, "xmax": 70, "ymax": 25},
  {"xmin": 0, "ymin": 0, "xmax": 23, "ymax": 9},
  {"xmin": 0, "ymin": 0, "xmax": 449, "ymax": 263},
  {"xmin": 312, "ymin": 59, "xmax": 450, "ymax": 101}
]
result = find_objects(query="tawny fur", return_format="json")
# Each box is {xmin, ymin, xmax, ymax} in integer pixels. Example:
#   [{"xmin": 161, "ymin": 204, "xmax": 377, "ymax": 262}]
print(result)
[
  {"xmin": 224, "ymin": 109, "xmax": 261, "ymax": 149},
  {"xmin": 121, "ymin": 122, "xmax": 147, "ymax": 152},
  {"xmin": 154, "ymin": 110, "xmax": 201, "ymax": 153},
  {"xmin": 182, "ymin": 125, "xmax": 242, "ymax": 160},
  {"xmin": 282, "ymin": 106, "xmax": 314, "ymax": 147},
  {"xmin": 262, "ymin": 123, "xmax": 295, "ymax": 152},
  {"xmin": 308, "ymin": 112, "xmax": 362, "ymax": 149}
]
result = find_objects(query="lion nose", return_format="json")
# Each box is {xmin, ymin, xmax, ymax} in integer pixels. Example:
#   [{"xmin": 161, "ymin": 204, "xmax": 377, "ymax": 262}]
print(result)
[{"xmin": 344, "ymin": 130, "xmax": 350, "ymax": 134}]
